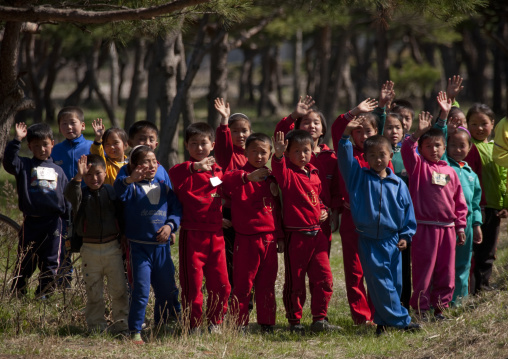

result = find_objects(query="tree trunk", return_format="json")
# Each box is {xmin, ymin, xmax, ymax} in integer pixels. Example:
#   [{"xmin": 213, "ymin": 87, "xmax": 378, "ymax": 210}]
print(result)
[
  {"xmin": 375, "ymin": 19, "xmax": 390, "ymax": 88},
  {"xmin": 109, "ymin": 42, "xmax": 119, "ymax": 120},
  {"xmin": 177, "ymin": 33, "xmax": 194, "ymax": 161},
  {"xmin": 461, "ymin": 25, "xmax": 488, "ymax": 103},
  {"xmin": 238, "ymin": 45, "xmax": 256, "ymax": 106},
  {"xmin": 292, "ymin": 28, "xmax": 303, "ymax": 105},
  {"xmin": 146, "ymin": 40, "xmax": 160, "ymax": 124},
  {"xmin": 124, "ymin": 38, "xmax": 146, "ymax": 131},
  {"xmin": 305, "ymin": 43, "xmax": 317, "ymax": 96},
  {"xmin": 207, "ymin": 30, "xmax": 229, "ymax": 130},
  {"xmin": 43, "ymin": 37, "xmax": 63, "ymax": 123},
  {"xmin": 317, "ymin": 26, "xmax": 331, "ymax": 109},
  {"xmin": 25, "ymin": 33, "xmax": 43, "ymax": 123},
  {"xmin": 351, "ymin": 33, "xmax": 374, "ymax": 101},
  {"xmin": 421, "ymin": 43, "xmax": 440, "ymax": 114}
]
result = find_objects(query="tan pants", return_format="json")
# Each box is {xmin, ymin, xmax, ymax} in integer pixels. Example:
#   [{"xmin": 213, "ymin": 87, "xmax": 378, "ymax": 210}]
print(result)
[{"xmin": 81, "ymin": 241, "xmax": 129, "ymax": 332}]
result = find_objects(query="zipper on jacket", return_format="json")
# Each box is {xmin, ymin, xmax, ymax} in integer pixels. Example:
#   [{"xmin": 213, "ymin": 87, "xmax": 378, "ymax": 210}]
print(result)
[{"xmin": 377, "ymin": 179, "xmax": 383, "ymax": 239}]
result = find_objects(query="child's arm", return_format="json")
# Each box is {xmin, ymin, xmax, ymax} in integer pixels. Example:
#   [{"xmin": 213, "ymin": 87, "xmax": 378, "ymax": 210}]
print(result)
[
  {"xmin": 2, "ymin": 122, "xmax": 27, "ymax": 175},
  {"xmin": 398, "ymin": 188, "xmax": 417, "ymax": 250},
  {"xmin": 157, "ymin": 186, "xmax": 182, "ymax": 244},
  {"xmin": 275, "ymin": 96, "xmax": 315, "ymax": 136},
  {"xmin": 90, "ymin": 118, "xmax": 107, "ymax": 159},
  {"xmin": 270, "ymin": 131, "xmax": 289, "ymax": 188},
  {"xmin": 214, "ymin": 98, "xmax": 233, "ymax": 170},
  {"xmin": 434, "ymin": 91, "xmax": 452, "ymax": 137},
  {"xmin": 453, "ymin": 179, "xmax": 468, "ymax": 245},
  {"xmin": 375, "ymin": 81, "xmax": 395, "ymax": 135},
  {"xmin": 336, "ymin": 118, "xmax": 363, "ymax": 192},
  {"xmin": 401, "ymin": 112, "xmax": 432, "ymax": 174},
  {"xmin": 446, "ymin": 75, "xmax": 464, "ymax": 105},
  {"xmin": 472, "ymin": 175, "xmax": 483, "ymax": 244},
  {"xmin": 493, "ymin": 117, "xmax": 508, "ymax": 168},
  {"xmin": 64, "ymin": 155, "xmax": 88, "ymax": 213}
]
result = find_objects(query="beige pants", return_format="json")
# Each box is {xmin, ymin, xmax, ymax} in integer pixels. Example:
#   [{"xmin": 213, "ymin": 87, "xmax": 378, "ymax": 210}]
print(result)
[{"xmin": 81, "ymin": 241, "xmax": 129, "ymax": 332}]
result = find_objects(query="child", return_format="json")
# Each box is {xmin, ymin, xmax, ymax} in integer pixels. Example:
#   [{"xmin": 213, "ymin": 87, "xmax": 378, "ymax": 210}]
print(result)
[
  {"xmin": 466, "ymin": 104, "xmax": 508, "ymax": 294},
  {"xmin": 114, "ymin": 146, "xmax": 182, "ymax": 344},
  {"xmin": 401, "ymin": 112, "xmax": 468, "ymax": 318},
  {"xmin": 168, "ymin": 123, "xmax": 231, "ymax": 332},
  {"xmin": 337, "ymin": 119, "xmax": 419, "ymax": 334},
  {"xmin": 222, "ymin": 133, "xmax": 283, "ymax": 332},
  {"xmin": 272, "ymin": 130, "xmax": 337, "ymax": 333},
  {"xmin": 64, "ymin": 154, "xmax": 129, "ymax": 333},
  {"xmin": 3, "ymin": 122, "xmax": 69, "ymax": 297},
  {"xmin": 90, "ymin": 118, "xmax": 128, "ymax": 185},
  {"xmin": 274, "ymin": 96, "xmax": 340, "ymax": 253},
  {"xmin": 391, "ymin": 99, "xmax": 414, "ymax": 135}
]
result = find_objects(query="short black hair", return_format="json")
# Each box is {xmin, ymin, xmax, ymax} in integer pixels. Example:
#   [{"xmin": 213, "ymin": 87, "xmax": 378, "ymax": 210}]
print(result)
[
  {"xmin": 128, "ymin": 145, "xmax": 154, "ymax": 173},
  {"xmin": 364, "ymin": 135, "xmax": 392, "ymax": 154},
  {"xmin": 285, "ymin": 129, "xmax": 314, "ymax": 151},
  {"xmin": 466, "ymin": 103, "xmax": 495, "ymax": 123},
  {"xmin": 26, "ymin": 123, "xmax": 53, "ymax": 143},
  {"xmin": 128, "ymin": 121, "xmax": 159, "ymax": 140},
  {"xmin": 385, "ymin": 112, "xmax": 404, "ymax": 127},
  {"xmin": 246, "ymin": 133, "xmax": 272, "ymax": 150},
  {"xmin": 103, "ymin": 127, "xmax": 128, "ymax": 144},
  {"xmin": 392, "ymin": 99, "xmax": 415, "ymax": 117},
  {"xmin": 185, "ymin": 122, "xmax": 215, "ymax": 143},
  {"xmin": 294, "ymin": 106, "xmax": 327, "ymax": 145},
  {"xmin": 86, "ymin": 154, "xmax": 106, "ymax": 170},
  {"xmin": 228, "ymin": 113, "xmax": 251, "ymax": 128},
  {"xmin": 360, "ymin": 112, "xmax": 380, "ymax": 130},
  {"xmin": 57, "ymin": 106, "xmax": 84, "ymax": 124},
  {"xmin": 448, "ymin": 107, "xmax": 464, "ymax": 121},
  {"xmin": 418, "ymin": 128, "xmax": 446, "ymax": 148}
]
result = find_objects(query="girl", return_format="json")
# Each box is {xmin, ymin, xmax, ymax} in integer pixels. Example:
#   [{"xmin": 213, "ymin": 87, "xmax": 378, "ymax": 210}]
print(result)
[
  {"xmin": 467, "ymin": 104, "xmax": 508, "ymax": 294},
  {"xmin": 114, "ymin": 146, "xmax": 182, "ymax": 344},
  {"xmin": 91, "ymin": 118, "xmax": 128, "ymax": 185}
]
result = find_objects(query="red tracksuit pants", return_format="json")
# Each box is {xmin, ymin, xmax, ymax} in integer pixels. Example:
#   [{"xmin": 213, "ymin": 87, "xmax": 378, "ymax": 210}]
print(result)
[
  {"xmin": 339, "ymin": 209, "xmax": 374, "ymax": 324},
  {"xmin": 179, "ymin": 228, "xmax": 231, "ymax": 329},
  {"xmin": 410, "ymin": 224, "xmax": 455, "ymax": 313},
  {"xmin": 231, "ymin": 233, "xmax": 278, "ymax": 326},
  {"xmin": 283, "ymin": 230, "xmax": 333, "ymax": 324}
]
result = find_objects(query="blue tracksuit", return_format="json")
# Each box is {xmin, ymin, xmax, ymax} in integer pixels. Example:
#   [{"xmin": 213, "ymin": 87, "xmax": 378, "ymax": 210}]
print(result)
[
  {"xmin": 51, "ymin": 134, "xmax": 93, "ymax": 181},
  {"xmin": 116, "ymin": 164, "xmax": 172, "ymax": 189},
  {"xmin": 114, "ymin": 176, "xmax": 182, "ymax": 333},
  {"xmin": 338, "ymin": 137, "xmax": 417, "ymax": 328}
]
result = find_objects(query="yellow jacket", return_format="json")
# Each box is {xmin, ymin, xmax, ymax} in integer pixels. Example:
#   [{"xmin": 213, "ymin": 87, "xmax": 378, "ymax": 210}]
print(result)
[{"xmin": 90, "ymin": 143, "xmax": 128, "ymax": 186}]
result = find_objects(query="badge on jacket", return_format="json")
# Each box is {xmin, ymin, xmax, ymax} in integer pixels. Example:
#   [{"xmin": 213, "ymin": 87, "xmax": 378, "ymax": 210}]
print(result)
[{"xmin": 432, "ymin": 171, "xmax": 450, "ymax": 186}]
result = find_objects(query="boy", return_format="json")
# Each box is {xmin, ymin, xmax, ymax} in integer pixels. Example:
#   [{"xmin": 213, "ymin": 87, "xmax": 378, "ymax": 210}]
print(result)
[
  {"xmin": 65, "ymin": 154, "xmax": 129, "ymax": 333},
  {"xmin": 337, "ymin": 118, "xmax": 420, "ymax": 335},
  {"xmin": 168, "ymin": 122, "xmax": 230, "ymax": 332},
  {"xmin": 3, "ymin": 122, "xmax": 69, "ymax": 297},
  {"xmin": 272, "ymin": 130, "xmax": 336, "ymax": 333},
  {"xmin": 222, "ymin": 133, "xmax": 283, "ymax": 332}
]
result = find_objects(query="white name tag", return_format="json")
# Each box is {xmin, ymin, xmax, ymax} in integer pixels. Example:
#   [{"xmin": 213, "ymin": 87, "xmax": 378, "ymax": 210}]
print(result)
[
  {"xmin": 210, "ymin": 176, "xmax": 222, "ymax": 187},
  {"xmin": 432, "ymin": 171, "xmax": 450, "ymax": 186},
  {"xmin": 36, "ymin": 167, "xmax": 57, "ymax": 181}
]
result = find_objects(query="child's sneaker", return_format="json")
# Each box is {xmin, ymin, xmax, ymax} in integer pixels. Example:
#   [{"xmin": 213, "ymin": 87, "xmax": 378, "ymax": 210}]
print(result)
[
  {"xmin": 310, "ymin": 319, "xmax": 341, "ymax": 333},
  {"xmin": 403, "ymin": 322, "xmax": 421, "ymax": 332},
  {"xmin": 376, "ymin": 325, "xmax": 387, "ymax": 336},
  {"xmin": 260, "ymin": 324, "xmax": 274, "ymax": 334},
  {"xmin": 131, "ymin": 332, "xmax": 144, "ymax": 345},
  {"xmin": 289, "ymin": 323, "xmax": 305, "ymax": 335}
]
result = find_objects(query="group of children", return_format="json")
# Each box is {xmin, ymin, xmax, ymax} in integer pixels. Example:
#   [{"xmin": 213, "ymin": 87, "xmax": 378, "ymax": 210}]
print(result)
[{"xmin": 3, "ymin": 75, "xmax": 507, "ymax": 341}]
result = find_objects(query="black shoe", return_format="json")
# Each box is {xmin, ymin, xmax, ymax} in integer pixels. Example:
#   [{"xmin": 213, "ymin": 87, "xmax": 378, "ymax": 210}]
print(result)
[
  {"xmin": 248, "ymin": 299, "xmax": 254, "ymax": 312},
  {"xmin": 310, "ymin": 319, "xmax": 342, "ymax": 333},
  {"xmin": 260, "ymin": 324, "xmax": 274, "ymax": 334},
  {"xmin": 403, "ymin": 322, "xmax": 421, "ymax": 332},
  {"xmin": 376, "ymin": 325, "xmax": 387, "ymax": 336},
  {"xmin": 290, "ymin": 324, "xmax": 305, "ymax": 334},
  {"xmin": 434, "ymin": 313, "xmax": 447, "ymax": 321}
]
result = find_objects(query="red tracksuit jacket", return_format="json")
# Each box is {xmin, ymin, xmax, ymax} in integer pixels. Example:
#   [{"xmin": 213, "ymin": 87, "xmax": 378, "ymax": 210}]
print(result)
[
  {"xmin": 215, "ymin": 124, "xmax": 248, "ymax": 173},
  {"xmin": 168, "ymin": 160, "xmax": 223, "ymax": 232},
  {"xmin": 222, "ymin": 162, "xmax": 283, "ymax": 237},
  {"xmin": 271, "ymin": 156, "xmax": 325, "ymax": 232}
]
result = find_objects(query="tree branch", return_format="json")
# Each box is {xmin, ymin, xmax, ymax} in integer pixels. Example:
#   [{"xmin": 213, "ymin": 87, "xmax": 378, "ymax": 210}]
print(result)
[
  {"xmin": 0, "ymin": 0, "xmax": 212, "ymax": 24},
  {"xmin": 230, "ymin": 7, "xmax": 283, "ymax": 50}
]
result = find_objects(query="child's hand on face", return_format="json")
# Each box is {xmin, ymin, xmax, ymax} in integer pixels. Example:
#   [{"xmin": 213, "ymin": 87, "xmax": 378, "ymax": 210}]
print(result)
[
  {"xmin": 379, "ymin": 81, "xmax": 395, "ymax": 108},
  {"xmin": 447, "ymin": 116, "xmax": 463, "ymax": 136},
  {"xmin": 397, "ymin": 239, "xmax": 407, "ymax": 251},
  {"xmin": 156, "ymin": 224, "xmax": 172, "ymax": 243},
  {"xmin": 272, "ymin": 131, "xmax": 288, "ymax": 158},
  {"xmin": 193, "ymin": 156, "xmax": 215, "ymax": 172},
  {"xmin": 92, "ymin": 118, "xmax": 105, "ymax": 142},
  {"xmin": 14, "ymin": 122, "xmax": 27, "ymax": 141},
  {"xmin": 352, "ymin": 98, "xmax": 378, "ymax": 116},
  {"xmin": 414, "ymin": 111, "xmax": 433, "ymax": 138},
  {"xmin": 344, "ymin": 117, "xmax": 362, "ymax": 136},
  {"xmin": 292, "ymin": 95, "xmax": 315, "ymax": 119},
  {"xmin": 277, "ymin": 238, "xmax": 284, "ymax": 253},
  {"xmin": 457, "ymin": 232, "xmax": 466, "ymax": 246},
  {"xmin": 446, "ymin": 75, "xmax": 464, "ymax": 102},
  {"xmin": 222, "ymin": 218, "xmax": 233, "ymax": 229},
  {"xmin": 214, "ymin": 98, "xmax": 231, "ymax": 125},
  {"xmin": 473, "ymin": 226, "xmax": 483, "ymax": 244},
  {"xmin": 75, "ymin": 154, "xmax": 90, "ymax": 181},
  {"xmin": 247, "ymin": 168, "xmax": 270, "ymax": 182},
  {"xmin": 319, "ymin": 209, "xmax": 328, "ymax": 223},
  {"xmin": 129, "ymin": 165, "xmax": 149, "ymax": 182},
  {"xmin": 437, "ymin": 91, "xmax": 452, "ymax": 118}
]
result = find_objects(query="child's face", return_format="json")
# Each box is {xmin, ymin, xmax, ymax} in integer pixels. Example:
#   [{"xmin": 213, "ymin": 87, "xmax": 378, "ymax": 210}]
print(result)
[
  {"xmin": 383, "ymin": 116, "xmax": 403, "ymax": 146},
  {"xmin": 59, "ymin": 114, "xmax": 85, "ymax": 140},
  {"xmin": 230, "ymin": 120, "xmax": 251, "ymax": 149},
  {"xmin": 450, "ymin": 112, "xmax": 466, "ymax": 126},
  {"xmin": 286, "ymin": 141, "xmax": 313, "ymax": 170},
  {"xmin": 352, "ymin": 123, "xmax": 377, "ymax": 149},
  {"xmin": 28, "ymin": 137, "xmax": 54, "ymax": 161},
  {"xmin": 185, "ymin": 134, "xmax": 214, "ymax": 161},
  {"xmin": 420, "ymin": 137, "xmax": 445, "ymax": 163},
  {"xmin": 104, "ymin": 132, "xmax": 127, "ymax": 162},
  {"xmin": 364, "ymin": 143, "xmax": 393, "ymax": 175},
  {"xmin": 245, "ymin": 140, "xmax": 271, "ymax": 168},
  {"xmin": 298, "ymin": 112, "xmax": 323, "ymax": 143},
  {"xmin": 138, "ymin": 152, "xmax": 158, "ymax": 180},
  {"xmin": 399, "ymin": 109, "xmax": 413, "ymax": 134},
  {"xmin": 447, "ymin": 132, "xmax": 471, "ymax": 162},
  {"xmin": 83, "ymin": 165, "xmax": 106, "ymax": 190},
  {"xmin": 128, "ymin": 128, "xmax": 158, "ymax": 150},
  {"xmin": 468, "ymin": 113, "xmax": 493, "ymax": 142}
]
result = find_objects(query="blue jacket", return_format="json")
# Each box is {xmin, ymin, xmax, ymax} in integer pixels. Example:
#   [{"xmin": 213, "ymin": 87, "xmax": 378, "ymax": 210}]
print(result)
[
  {"xmin": 51, "ymin": 134, "xmax": 93, "ymax": 181},
  {"xmin": 337, "ymin": 137, "xmax": 416, "ymax": 241},
  {"xmin": 3, "ymin": 139, "xmax": 70, "ymax": 217},
  {"xmin": 116, "ymin": 164, "xmax": 172, "ymax": 189},
  {"xmin": 114, "ymin": 177, "xmax": 181, "ymax": 243}
]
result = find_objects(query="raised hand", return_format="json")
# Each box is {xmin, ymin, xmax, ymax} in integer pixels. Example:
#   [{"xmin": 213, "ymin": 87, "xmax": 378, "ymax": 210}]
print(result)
[
  {"xmin": 14, "ymin": 122, "xmax": 27, "ymax": 141},
  {"xmin": 130, "ymin": 165, "xmax": 149, "ymax": 182},
  {"xmin": 75, "ymin": 154, "xmax": 90, "ymax": 181},
  {"xmin": 92, "ymin": 118, "xmax": 105, "ymax": 142},
  {"xmin": 447, "ymin": 116, "xmax": 463, "ymax": 136},
  {"xmin": 437, "ymin": 91, "xmax": 452, "ymax": 118},
  {"xmin": 352, "ymin": 98, "xmax": 378, "ymax": 116},
  {"xmin": 446, "ymin": 75, "xmax": 464, "ymax": 102},
  {"xmin": 414, "ymin": 111, "xmax": 433, "ymax": 138},
  {"xmin": 344, "ymin": 116, "xmax": 362, "ymax": 136},
  {"xmin": 272, "ymin": 131, "xmax": 288, "ymax": 158},
  {"xmin": 246, "ymin": 168, "xmax": 270, "ymax": 182},
  {"xmin": 379, "ymin": 81, "xmax": 395, "ymax": 108},
  {"xmin": 214, "ymin": 98, "xmax": 231, "ymax": 125},
  {"xmin": 193, "ymin": 156, "xmax": 215, "ymax": 172},
  {"xmin": 292, "ymin": 95, "xmax": 315, "ymax": 119}
]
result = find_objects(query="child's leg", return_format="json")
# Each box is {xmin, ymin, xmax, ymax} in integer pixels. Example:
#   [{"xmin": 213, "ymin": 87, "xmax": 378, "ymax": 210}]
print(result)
[
  {"xmin": 431, "ymin": 227, "xmax": 456, "ymax": 311},
  {"xmin": 453, "ymin": 217, "xmax": 474, "ymax": 303},
  {"xmin": 151, "ymin": 243, "xmax": 180, "ymax": 326},
  {"xmin": 358, "ymin": 235, "xmax": 411, "ymax": 328},
  {"xmin": 339, "ymin": 209, "xmax": 373, "ymax": 324},
  {"xmin": 102, "ymin": 241, "xmax": 129, "ymax": 332},
  {"xmin": 179, "ymin": 229, "xmax": 208, "ymax": 329},
  {"xmin": 203, "ymin": 229, "xmax": 231, "ymax": 326},
  {"xmin": 128, "ymin": 242, "xmax": 152, "ymax": 333},
  {"xmin": 400, "ymin": 243, "xmax": 412, "ymax": 309},
  {"xmin": 253, "ymin": 233, "xmax": 278, "ymax": 326},
  {"xmin": 222, "ymin": 207, "xmax": 236, "ymax": 288},
  {"xmin": 12, "ymin": 217, "xmax": 37, "ymax": 294},
  {"xmin": 81, "ymin": 243, "xmax": 108, "ymax": 331},
  {"xmin": 473, "ymin": 208, "xmax": 500, "ymax": 293},
  {"xmin": 34, "ymin": 216, "xmax": 62, "ymax": 295},
  {"xmin": 320, "ymin": 217, "xmax": 332, "ymax": 257},
  {"xmin": 307, "ymin": 231, "xmax": 333, "ymax": 322}
]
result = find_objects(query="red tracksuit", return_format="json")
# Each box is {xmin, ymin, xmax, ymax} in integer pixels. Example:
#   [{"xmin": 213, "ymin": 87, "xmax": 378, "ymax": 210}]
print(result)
[
  {"xmin": 222, "ymin": 162, "xmax": 283, "ymax": 326},
  {"xmin": 275, "ymin": 116, "xmax": 341, "ymax": 248},
  {"xmin": 168, "ymin": 160, "xmax": 231, "ymax": 329},
  {"xmin": 271, "ymin": 155, "xmax": 333, "ymax": 325}
]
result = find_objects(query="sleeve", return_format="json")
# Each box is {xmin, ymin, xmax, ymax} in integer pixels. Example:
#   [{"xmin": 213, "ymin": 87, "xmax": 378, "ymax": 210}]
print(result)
[
  {"xmin": 398, "ymin": 187, "xmax": 417, "ymax": 242},
  {"xmin": 466, "ymin": 144, "xmax": 487, "ymax": 206},
  {"xmin": 472, "ymin": 174, "xmax": 483, "ymax": 227},
  {"xmin": 330, "ymin": 162, "xmax": 342, "ymax": 210},
  {"xmin": 270, "ymin": 178, "xmax": 285, "ymax": 239},
  {"xmin": 331, "ymin": 111, "xmax": 355, "ymax": 153},
  {"xmin": 433, "ymin": 118, "xmax": 449, "ymax": 139},
  {"xmin": 160, "ymin": 166, "xmax": 172, "ymax": 189},
  {"xmin": 336, "ymin": 137, "xmax": 362, "ymax": 194},
  {"xmin": 114, "ymin": 165, "xmax": 129, "ymax": 184},
  {"xmin": 270, "ymin": 155, "xmax": 288, "ymax": 188},
  {"xmin": 113, "ymin": 174, "xmax": 134, "ymax": 201},
  {"xmin": 373, "ymin": 106, "xmax": 386, "ymax": 135},
  {"xmin": 493, "ymin": 117, "xmax": 508, "ymax": 167},
  {"xmin": 400, "ymin": 135, "xmax": 420, "ymax": 178},
  {"xmin": 274, "ymin": 115, "xmax": 296, "ymax": 137},
  {"xmin": 165, "ymin": 186, "xmax": 182, "ymax": 232},
  {"xmin": 2, "ymin": 139, "xmax": 23, "ymax": 175},
  {"xmin": 453, "ymin": 178, "xmax": 469, "ymax": 230},
  {"xmin": 215, "ymin": 124, "xmax": 233, "ymax": 170},
  {"xmin": 168, "ymin": 162, "xmax": 192, "ymax": 193},
  {"xmin": 64, "ymin": 180, "xmax": 82, "ymax": 214},
  {"xmin": 221, "ymin": 170, "xmax": 245, "ymax": 198},
  {"xmin": 90, "ymin": 142, "xmax": 106, "ymax": 162}
]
